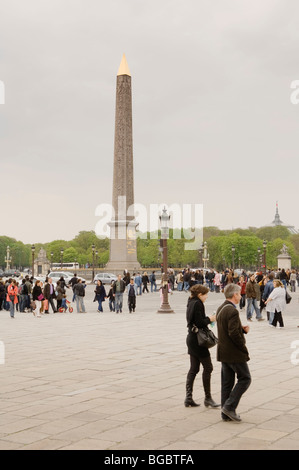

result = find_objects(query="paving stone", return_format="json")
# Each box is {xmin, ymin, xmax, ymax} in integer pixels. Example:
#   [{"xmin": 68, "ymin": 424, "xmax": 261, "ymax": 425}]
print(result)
[{"xmin": 0, "ymin": 287, "xmax": 299, "ymax": 449}]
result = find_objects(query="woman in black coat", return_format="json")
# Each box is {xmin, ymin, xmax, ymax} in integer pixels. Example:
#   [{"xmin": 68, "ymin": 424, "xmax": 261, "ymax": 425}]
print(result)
[
  {"xmin": 32, "ymin": 280, "xmax": 43, "ymax": 317},
  {"xmin": 94, "ymin": 279, "xmax": 107, "ymax": 312},
  {"xmin": 185, "ymin": 284, "xmax": 219, "ymax": 408}
]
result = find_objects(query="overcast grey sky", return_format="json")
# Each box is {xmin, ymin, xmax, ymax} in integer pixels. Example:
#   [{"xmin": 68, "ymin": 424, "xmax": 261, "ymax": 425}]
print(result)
[{"xmin": 1, "ymin": 0, "xmax": 299, "ymax": 244}]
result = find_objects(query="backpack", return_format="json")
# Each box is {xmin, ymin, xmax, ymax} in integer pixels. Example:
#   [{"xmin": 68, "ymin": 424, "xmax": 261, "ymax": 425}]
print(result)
[{"xmin": 22, "ymin": 284, "xmax": 28, "ymax": 295}]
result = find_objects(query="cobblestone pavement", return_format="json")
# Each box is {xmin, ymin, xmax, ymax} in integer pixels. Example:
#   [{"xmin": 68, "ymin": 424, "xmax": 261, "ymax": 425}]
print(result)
[{"xmin": 0, "ymin": 285, "xmax": 299, "ymax": 450}]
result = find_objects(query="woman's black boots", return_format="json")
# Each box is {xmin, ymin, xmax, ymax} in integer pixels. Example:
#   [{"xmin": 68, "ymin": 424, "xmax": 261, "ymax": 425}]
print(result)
[{"xmin": 184, "ymin": 375, "xmax": 200, "ymax": 407}]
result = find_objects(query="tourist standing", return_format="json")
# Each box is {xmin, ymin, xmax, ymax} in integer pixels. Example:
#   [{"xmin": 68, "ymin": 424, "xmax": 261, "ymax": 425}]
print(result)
[
  {"xmin": 43, "ymin": 278, "xmax": 57, "ymax": 313},
  {"xmin": 265, "ymin": 279, "xmax": 287, "ymax": 328},
  {"xmin": 134, "ymin": 273, "xmax": 142, "ymax": 295},
  {"xmin": 245, "ymin": 274, "xmax": 264, "ymax": 321},
  {"xmin": 262, "ymin": 273, "xmax": 275, "ymax": 324},
  {"xmin": 32, "ymin": 280, "xmax": 43, "ymax": 317},
  {"xmin": 237, "ymin": 275, "xmax": 247, "ymax": 310},
  {"xmin": 127, "ymin": 278, "xmax": 137, "ymax": 313},
  {"xmin": 176, "ymin": 271, "xmax": 183, "ymax": 291},
  {"xmin": 94, "ymin": 279, "xmax": 107, "ymax": 312},
  {"xmin": 150, "ymin": 271, "xmax": 157, "ymax": 292},
  {"xmin": 107, "ymin": 281, "xmax": 115, "ymax": 312},
  {"xmin": 7, "ymin": 279, "xmax": 18, "ymax": 318},
  {"xmin": 185, "ymin": 284, "xmax": 219, "ymax": 408},
  {"xmin": 113, "ymin": 274, "xmax": 126, "ymax": 313},
  {"xmin": 0, "ymin": 280, "xmax": 5, "ymax": 310},
  {"xmin": 56, "ymin": 281, "xmax": 65, "ymax": 312},
  {"xmin": 216, "ymin": 283, "xmax": 251, "ymax": 422},
  {"xmin": 142, "ymin": 272, "xmax": 149, "ymax": 293},
  {"xmin": 74, "ymin": 279, "xmax": 86, "ymax": 313},
  {"xmin": 290, "ymin": 270, "xmax": 296, "ymax": 292}
]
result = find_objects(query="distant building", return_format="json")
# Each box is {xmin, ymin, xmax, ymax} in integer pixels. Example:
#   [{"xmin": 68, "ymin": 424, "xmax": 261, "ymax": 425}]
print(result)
[{"xmin": 268, "ymin": 202, "xmax": 298, "ymax": 235}]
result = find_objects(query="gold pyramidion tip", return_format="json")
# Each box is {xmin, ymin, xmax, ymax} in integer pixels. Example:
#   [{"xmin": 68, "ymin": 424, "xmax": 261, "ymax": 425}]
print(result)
[{"xmin": 117, "ymin": 54, "xmax": 131, "ymax": 76}]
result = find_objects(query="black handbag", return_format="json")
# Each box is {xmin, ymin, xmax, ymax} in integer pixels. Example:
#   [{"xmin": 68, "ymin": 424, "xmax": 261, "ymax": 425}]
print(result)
[
  {"xmin": 286, "ymin": 289, "xmax": 292, "ymax": 304},
  {"xmin": 193, "ymin": 325, "xmax": 218, "ymax": 348}
]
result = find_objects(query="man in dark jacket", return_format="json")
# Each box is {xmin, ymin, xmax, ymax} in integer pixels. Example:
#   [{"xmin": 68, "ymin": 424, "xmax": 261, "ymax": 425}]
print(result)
[
  {"xmin": 43, "ymin": 277, "xmax": 57, "ymax": 313},
  {"xmin": 73, "ymin": 279, "xmax": 86, "ymax": 313},
  {"xmin": 216, "ymin": 283, "xmax": 251, "ymax": 422},
  {"xmin": 113, "ymin": 275, "xmax": 126, "ymax": 313}
]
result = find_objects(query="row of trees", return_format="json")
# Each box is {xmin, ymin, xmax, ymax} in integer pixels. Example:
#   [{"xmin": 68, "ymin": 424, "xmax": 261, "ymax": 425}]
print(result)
[{"xmin": 1, "ymin": 225, "xmax": 299, "ymax": 270}]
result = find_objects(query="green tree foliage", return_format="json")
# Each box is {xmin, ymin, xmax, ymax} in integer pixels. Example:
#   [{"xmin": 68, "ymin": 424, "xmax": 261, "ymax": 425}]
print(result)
[{"xmin": 1, "ymin": 225, "xmax": 299, "ymax": 270}]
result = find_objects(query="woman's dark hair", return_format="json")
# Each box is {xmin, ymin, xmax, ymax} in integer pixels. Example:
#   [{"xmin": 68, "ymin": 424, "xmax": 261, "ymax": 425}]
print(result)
[{"xmin": 190, "ymin": 284, "xmax": 209, "ymax": 298}]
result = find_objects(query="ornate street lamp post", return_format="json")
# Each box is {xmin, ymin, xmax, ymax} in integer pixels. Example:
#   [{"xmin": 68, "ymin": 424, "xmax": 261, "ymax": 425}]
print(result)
[
  {"xmin": 92, "ymin": 244, "xmax": 95, "ymax": 282},
  {"xmin": 50, "ymin": 252, "xmax": 53, "ymax": 270},
  {"xmin": 232, "ymin": 245, "xmax": 235, "ymax": 270},
  {"xmin": 60, "ymin": 248, "xmax": 64, "ymax": 269},
  {"xmin": 198, "ymin": 243, "xmax": 203, "ymax": 267},
  {"xmin": 203, "ymin": 241, "xmax": 209, "ymax": 269},
  {"xmin": 31, "ymin": 245, "xmax": 35, "ymax": 278},
  {"xmin": 257, "ymin": 247, "xmax": 261, "ymax": 271},
  {"xmin": 263, "ymin": 240, "xmax": 267, "ymax": 274},
  {"xmin": 157, "ymin": 208, "xmax": 174, "ymax": 313},
  {"xmin": 5, "ymin": 246, "xmax": 12, "ymax": 271}
]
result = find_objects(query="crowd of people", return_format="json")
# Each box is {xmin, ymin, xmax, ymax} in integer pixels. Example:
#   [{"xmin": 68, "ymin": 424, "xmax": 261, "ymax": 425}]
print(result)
[
  {"xmin": 175, "ymin": 266, "xmax": 298, "ymax": 328},
  {"xmin": 0, "ymin": 273, "xmax": 89, "ymax": 318}
]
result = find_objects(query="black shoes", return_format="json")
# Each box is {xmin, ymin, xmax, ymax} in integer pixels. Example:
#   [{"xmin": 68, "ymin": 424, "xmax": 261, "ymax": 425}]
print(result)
[
  {"xmin": 184, "ymin": 398, "xmax": 200, "ymax": 407},
  {"xmin": 204, "ymin": 397, "xmax": 221, "ymax": 408},
  {"xmin": 221, "ymin": 407, "xmax": 242, "ymax": 422}
]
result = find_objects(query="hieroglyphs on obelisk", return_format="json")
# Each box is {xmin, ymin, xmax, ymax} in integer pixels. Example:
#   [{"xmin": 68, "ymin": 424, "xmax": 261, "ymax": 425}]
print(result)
[{"xmin": 106, "ymin": 55, "xmax": 141, "ymax": 273}]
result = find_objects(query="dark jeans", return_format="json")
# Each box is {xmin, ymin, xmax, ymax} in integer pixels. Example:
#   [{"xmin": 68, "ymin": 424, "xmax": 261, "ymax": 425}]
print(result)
[
  {"xmin": 221, "ymin": 362, "xmax": 251, "ymax": 417},
  {"xmin": 128, "ymin": 295, "xmax": 136, "ymax": 312},
  {"xmin": 239, "ymin": 294, "xmax": 246, "ymax": 309}
]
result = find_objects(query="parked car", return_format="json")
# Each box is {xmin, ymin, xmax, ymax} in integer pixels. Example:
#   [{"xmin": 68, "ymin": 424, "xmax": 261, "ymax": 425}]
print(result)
[
  {"xmin": 93, "ymin": 272, "xmax": 117, "ymax": 285},
  {"xmin": 47, "ymin": 271, "xmax": 80, "ymax": 286},
  {"xmin": 1, "ymin": 269, "xmax": 21, "ymax": 278}
]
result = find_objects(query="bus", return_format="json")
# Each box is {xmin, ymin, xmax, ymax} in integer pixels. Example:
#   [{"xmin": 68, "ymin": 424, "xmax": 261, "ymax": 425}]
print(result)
[{"xmin": 51, "ymin": 262, "xmax": 79, "ymax": 270}]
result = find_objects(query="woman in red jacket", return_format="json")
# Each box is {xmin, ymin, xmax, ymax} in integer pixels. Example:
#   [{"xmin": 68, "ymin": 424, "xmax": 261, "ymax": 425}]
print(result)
[
  {"xmin": 7, "ymin": 279, "xmax": 19, "ymax": 318},
  {"xmin": 238, "ymin": 275, "xmax": 247, "ymax": 311}
]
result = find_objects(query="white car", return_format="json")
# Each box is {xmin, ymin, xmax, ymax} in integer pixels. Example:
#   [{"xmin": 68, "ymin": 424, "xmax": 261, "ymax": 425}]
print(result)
[
  {"xmin": 47, "ymin": 271, "xmax": 85, "ymax": 286},
  {"xmin": 93, "ymin": 272, "xmax": 117, "ymax": 285}
]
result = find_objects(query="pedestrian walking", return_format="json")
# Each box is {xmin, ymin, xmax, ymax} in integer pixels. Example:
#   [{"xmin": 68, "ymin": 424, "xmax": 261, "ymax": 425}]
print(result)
[
  {"xmin": 127, "ymin": 278, "xmax": 137, "ymax": 312},
  {"xmin": 32, "ymin": 280, "xmax": 44, "ymax": 317},
  {"xmin": 73, "ymin": 279, "xmax": 86, "ymax": 313},
  {"xmin": 134, "ymin": 273, "xmax": 142, "ymax": 296},
  {"xmin": 142, "ymin": 272, "xmax": 149, "ymax": 293},
  {"xmin": 185, "ymin": 284, "xmax": 219, "ymax": 408},
  {"xmin": 56, "ymin": 280, "xmax": 65, "ymax": 312},
  {"xmin": 7, "ymin": 279, "xmax": 18, "ymax": 318},
  {"xmin": 237, "ymin": 275, "xmax": 246, "ymax": 310},
  {"xmin": 262, "ymin": 273, "xmax": 275, "ymax": 324},
  {"xmin": 107, "ymin": 281, "xmax": 115, "ymax": 312},
  {"xmin": 216, "ymin": 283, "xmax": 251, "ymax": 422},
  {"xmin": 150, "ymin": 271, "xmax": 157, "ymax": 292},
  {"xmin": 43, "ymin": 277, "xmax": 57, "ymax": 313},
  {"xmin": 290, "ymin": 269, "xmax": 296, "ymax": 292},
  {"xmin": 245, "ymin": 274, "xmax": 264, "ymax": 321},
  {"xmin": 0, "ymin": 280, "xmax": 5, "ymax": 310},
  {"xmin": 113, "ymin": 274, "xmax": 126, "ymax": 313},
  {"xmin": 265, "ymin": 279, "xmax": 287, "ymax": 328},
  {"xmin": 94, "ymin": 279, "xmax": 107, "ymax": 312}
]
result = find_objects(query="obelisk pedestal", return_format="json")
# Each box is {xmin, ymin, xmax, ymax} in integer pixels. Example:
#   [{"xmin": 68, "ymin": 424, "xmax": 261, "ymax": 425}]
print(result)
[{"xmin": 105, "ymin": 55, "xmax": 141, "ymax": 274}]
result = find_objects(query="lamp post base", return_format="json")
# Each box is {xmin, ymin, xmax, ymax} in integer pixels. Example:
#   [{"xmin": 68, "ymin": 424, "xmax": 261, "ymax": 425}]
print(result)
[{"xmin": 157, "ymin": 303, "xmax": 174, "ymax": 314}]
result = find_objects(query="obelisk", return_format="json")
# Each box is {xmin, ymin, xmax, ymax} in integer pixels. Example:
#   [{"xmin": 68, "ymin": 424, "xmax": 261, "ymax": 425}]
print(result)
[{"xmin": 106, "ymin": 54, "xmax": 141, "ymax": 273}]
